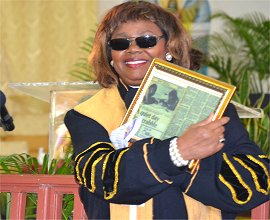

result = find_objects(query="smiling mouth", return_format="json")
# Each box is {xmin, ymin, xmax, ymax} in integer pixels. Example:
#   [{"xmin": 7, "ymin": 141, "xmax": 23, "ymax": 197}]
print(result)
[{"xmin": 125, "ymin": 60, "xmax": 147, "ymax": 65}]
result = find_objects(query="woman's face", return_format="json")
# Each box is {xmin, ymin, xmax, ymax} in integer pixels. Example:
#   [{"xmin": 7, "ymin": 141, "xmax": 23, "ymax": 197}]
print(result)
[{"xmin": 110, "ymin": 20, "xmax": 167, "ymax": 86}]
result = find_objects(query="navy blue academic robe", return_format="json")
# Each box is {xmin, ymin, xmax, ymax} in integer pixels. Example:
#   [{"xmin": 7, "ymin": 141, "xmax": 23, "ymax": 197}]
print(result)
[{"xmin": 64, "ymin": 82, "xmax": 269, "ymax": 219}]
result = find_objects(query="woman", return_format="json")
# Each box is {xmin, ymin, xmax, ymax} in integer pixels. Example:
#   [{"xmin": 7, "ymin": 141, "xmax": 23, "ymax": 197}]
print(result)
[{"xmin": 64, "ymin": 1, "xmax": 269, "ymax": 219}]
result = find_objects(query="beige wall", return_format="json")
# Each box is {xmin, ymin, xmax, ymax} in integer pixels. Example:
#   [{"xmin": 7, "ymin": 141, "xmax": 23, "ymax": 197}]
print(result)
[{"xmin": 0, "ymin": 0, "xmax": 97, "ymax": 156}]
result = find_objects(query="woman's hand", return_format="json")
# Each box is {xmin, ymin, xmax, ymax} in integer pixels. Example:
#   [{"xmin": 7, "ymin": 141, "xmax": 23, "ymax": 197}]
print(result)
[{"xmin": 176, "ymin": 113, "xmax": 230, "ymax": 160}]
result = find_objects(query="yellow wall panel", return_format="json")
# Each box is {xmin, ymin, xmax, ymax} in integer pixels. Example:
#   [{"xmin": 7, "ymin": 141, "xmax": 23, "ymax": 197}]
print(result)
[{"xmin": 0, "ymin": 0, "xmax": 98, "ymax": 155}]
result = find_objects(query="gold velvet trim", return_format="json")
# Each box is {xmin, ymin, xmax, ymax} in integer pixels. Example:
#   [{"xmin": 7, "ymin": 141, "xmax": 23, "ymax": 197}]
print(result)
[
  {"xmin": 119, "ymin": 78, "xmax": 129, "ymax": 91},
  {"xmin": 185, "ymin": 163, "xmax": 200, "ymax": 193},
  {"xmin": 233, "ymin": 156, "xmax": 269, "ymax": 195},
  {"xmin": 82, "ymin": 148, "xmax": 109, "ymax": 192},
  {"xmin": 102, "ymin": 151, "xmax": 114, "ymax": 180},
  {"xmin": 74, "ymin": 86, "xmax": 127, "ymax": 134},
  {"xmin": 247, "ymin": 155, "xmax": 270, "ymax": 192},
  {"xmin": 75, "ymin": 156, "xmax": 84, "ymax": 185},
  {"xmin": 143, "ymin": 142, "xmax": 173, "ymax": 184},
  {"xmin": 183, "ymin": 194, "xmax": 221, "ymax": 220},
  {"xmin": 258, "ymin": 155, "xmax": 268, "ymax": 159},
  {"xmin": 89, "ymin": 154, "xmax": 106, "ymax": 193},
  {"xmin": 219, "ymin": 153, "xmax": 252, "ymax": 204},
  {"xmin": 74, "ymin": 142, "xmax": 114, "ymax": 162},
  {"xmin": 74, "ymin": 142, "xmax": 114, "ymax": 185},
  {"xmin": 247, "ymin": 155, "xmax": 269, "ymax": 172},
  {"xmin": 104, "ymin": 148, "xmax": 130, "ymax": 200}
]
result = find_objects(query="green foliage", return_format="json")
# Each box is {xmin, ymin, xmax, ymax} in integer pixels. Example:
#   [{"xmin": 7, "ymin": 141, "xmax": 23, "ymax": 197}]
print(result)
[
  {"xmin": 68, "ymin": 29, "xmax": 96, "ymax": 81},
  {"xmin": 0, "ymin": 152, "xmax": 73, "ymax": 175},
  {"xmin": 24, "ymin": 193, "xmax": 38, "ymax": 219},
  {"xmin": 62, "ymin": 194, "xmax": 75, "ymax": 220},
  {"xmin": 0, "ymin": 193, "xmax": 10, "ymax": 219},
  {"xmin": 232, "ymin": 72, "xmax": 270, "ymax": 157},
  {"xmin": 0, "ymin": 152, "xmax": 74, "ymax": 219},
  {"xmin": 198, "ymin": 12, "xmax": 270, "ymax": 156},
  {"xmin": 205, "ymin": 12, "xmax": 270, "ymax": 93}
]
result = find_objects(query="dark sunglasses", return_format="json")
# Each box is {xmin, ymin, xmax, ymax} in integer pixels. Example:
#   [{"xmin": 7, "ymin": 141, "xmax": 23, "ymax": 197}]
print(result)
[{"xmin": 108, "ymin": 35, "xmax": 164, "ymax": 51}]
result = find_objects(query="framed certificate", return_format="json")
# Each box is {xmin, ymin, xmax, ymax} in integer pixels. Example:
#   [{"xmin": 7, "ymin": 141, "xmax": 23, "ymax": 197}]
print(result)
[{"xmin": 122, "ymin": 58, "xmax": 236, "ymax": 172}]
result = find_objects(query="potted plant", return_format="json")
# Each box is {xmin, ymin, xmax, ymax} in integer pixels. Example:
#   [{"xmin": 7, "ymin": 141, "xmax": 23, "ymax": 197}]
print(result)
[
  {"xmin": 204, "ymin": 12, "xmax": 269, "ymax": 93},
  {"xmin": 0, "ymin": 150, "xmax": 75, "ymax": 219},
  {"xmin": 197, "ymin": 11, "xmax": 269, "ymax": 156}
]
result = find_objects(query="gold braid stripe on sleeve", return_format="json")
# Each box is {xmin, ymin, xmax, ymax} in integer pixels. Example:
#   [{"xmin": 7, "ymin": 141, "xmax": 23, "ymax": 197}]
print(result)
[
  {"xmin": 219, "ymin": 153, "xmax": 252, "ymax": 204},
  {"xmin": 233, "ymin": 156, "xmax": 269, "ymax": 195},
  {"xmin": 104, "ymin": 148, "xmax": 130, "ymax": 200},
  {"xmin": 143, "ymin": 138, "xmax": 173, "ymax": 184},
  {"xmin": 74, "ymin": 142, "xmax": 114, "ymax": 185}
]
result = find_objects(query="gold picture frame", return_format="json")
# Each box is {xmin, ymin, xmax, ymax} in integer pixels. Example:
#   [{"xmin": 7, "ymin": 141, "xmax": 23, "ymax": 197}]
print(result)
[{"xmin": 122, "ymin": 58, "xmax": 236, "ymax": 173}]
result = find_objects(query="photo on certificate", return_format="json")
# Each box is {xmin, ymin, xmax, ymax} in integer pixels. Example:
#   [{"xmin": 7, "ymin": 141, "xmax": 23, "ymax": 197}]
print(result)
[{"xmin": 122, "ymin": 58, "xmax": 236, "ymax": 143}]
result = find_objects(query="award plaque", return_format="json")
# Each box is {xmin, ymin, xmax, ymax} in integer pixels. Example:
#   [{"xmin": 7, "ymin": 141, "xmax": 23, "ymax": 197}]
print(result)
[{"xmin": 122, "ymin": 58, "xmax": 236, "ymax": 173}]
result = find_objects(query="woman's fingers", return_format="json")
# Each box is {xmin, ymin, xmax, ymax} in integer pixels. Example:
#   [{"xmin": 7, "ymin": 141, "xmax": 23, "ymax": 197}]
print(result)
[
  {"xmin": 176, "ymin": 116, "xmax": 230, "ymax": 160},
  {"xmin": 193, "ymin": 112, "xmax": 214, "ymax": 127}
]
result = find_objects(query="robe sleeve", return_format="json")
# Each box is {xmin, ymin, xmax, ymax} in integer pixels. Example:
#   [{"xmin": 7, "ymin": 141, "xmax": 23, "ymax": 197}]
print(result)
[
  {"xmin": 64, "ymin": 110, "xmax": 192, "ymax": 205},
  {"xmin": 184, "ymin": 103, "xmax": 269, "ymax": 214},
  {"xmin": 64, "ymin": 103, "xmax": 269, "ymax": 214}
]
